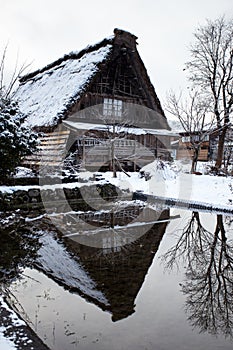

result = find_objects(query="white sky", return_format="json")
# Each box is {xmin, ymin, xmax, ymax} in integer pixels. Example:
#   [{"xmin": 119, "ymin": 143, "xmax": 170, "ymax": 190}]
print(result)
[{"xmin": 1, "ymin": 0, "xmax": 232, "ymax": 107}]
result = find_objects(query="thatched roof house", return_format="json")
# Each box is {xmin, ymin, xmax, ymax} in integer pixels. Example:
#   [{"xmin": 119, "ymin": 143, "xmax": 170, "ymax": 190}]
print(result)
[
  {"xmin": 15, "ymin": 29, "xmax": 174, "ymax": 169},
  {"xmin": 16, "ymin": 28, "xmax": 170, "ymax": 131}
]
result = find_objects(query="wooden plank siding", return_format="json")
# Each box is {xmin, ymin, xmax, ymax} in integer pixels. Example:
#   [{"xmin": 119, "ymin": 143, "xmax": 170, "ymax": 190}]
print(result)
[
  {"xmin": 23, "ymin": 127, "xmax": 172, "ymax": 172},
  {"xmin": 23, "ymin": 130, "xmax": 70, "ymax": 169},
  {"xmin": 177, "ymin": 149, "xmax": 209, "ymax": 161}
]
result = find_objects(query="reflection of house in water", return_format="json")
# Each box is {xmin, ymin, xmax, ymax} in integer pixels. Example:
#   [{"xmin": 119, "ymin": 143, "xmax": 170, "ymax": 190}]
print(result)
[{"xmin": 35, "ymin": 207, "xmax": 169, "ymax": 322}]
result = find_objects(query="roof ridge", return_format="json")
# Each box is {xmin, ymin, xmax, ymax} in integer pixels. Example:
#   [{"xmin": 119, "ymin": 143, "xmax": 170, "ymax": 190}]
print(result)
[{"xmin": 19, "ymin": 36, "xmax": 114, "ymax": 83}]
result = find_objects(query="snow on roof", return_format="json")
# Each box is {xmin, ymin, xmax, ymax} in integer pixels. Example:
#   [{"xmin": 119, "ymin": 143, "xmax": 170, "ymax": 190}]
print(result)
[
  {"xmin": 171, "ymin": 139, "xmax": 179, "ymax": 145},
  {"xmin": 63, "ymin": 121, "xmax": 179, "ymax": 136},
  {"xmin": 144, "ymin": 128, "xmax": 179, "ymax": 137},
  {"xmin": 63, "ymin": 120, "xmax": 147, "ymax": 134},
  {"xmin": 15, "ymin": 44, "xmax": 112, "ymax": 128}
]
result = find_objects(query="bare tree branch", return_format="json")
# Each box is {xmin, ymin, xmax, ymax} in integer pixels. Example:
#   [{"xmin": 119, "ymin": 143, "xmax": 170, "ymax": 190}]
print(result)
[
  {"xmin": 0, "ymin": 45, "xmax": 31, "ymax": 99},
  {"xmin": 185, "ymin": 16, "xmax": 233, "ymax": 168},
  {"xmin": 166, "ymin": 89, "xmax": 215, "ymax": 172}
]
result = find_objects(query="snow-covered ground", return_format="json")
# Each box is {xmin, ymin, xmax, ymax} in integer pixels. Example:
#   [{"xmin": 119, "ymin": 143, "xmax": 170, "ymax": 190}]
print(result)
[
  {"xmin": 0, "ymin": 331, "xmax": 17, "ymax": 350},
  {"xmin": 77, "ymin": 160, "xmax": 233, "ymax": 210},
  {"xmin": 0, "ymin": 161, "xmax": 232, "ymax": 210},
  {"xmin": 102, "ymin": 169, "xmax": 233, "ymax": 210},
  {"xmin": 0, "ymin": 296, "xmax": 25, "ymax": 350},
  {"xmin": 0, "ymin": 294, "xmax": 49, "ymax": 350}
]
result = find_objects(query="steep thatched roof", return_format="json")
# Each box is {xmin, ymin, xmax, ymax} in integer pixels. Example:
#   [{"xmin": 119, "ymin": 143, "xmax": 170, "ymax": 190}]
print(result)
[
  {"xmin": 15, "ymin": 29, "xmax": 169, "ymax": 130},
  {"xmin": 15, "ymin": 38, "xmax": 113, "ymax": 128}
]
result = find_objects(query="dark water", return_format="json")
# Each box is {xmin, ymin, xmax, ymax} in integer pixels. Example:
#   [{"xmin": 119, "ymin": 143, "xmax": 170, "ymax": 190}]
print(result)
[{"xmin": 1, "ymin": 207, "xmax": 233, "ymax": 350}]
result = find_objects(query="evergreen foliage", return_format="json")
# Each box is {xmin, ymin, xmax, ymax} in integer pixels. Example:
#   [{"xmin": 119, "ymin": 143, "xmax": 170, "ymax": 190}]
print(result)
[{"xmin": 0, "ymin": 95, "xmax": 38, "ymax": 180}]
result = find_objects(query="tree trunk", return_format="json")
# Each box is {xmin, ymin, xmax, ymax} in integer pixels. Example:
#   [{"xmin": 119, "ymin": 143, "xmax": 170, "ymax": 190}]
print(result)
[
  {"xmin": 215, "ymin": 128, "xmax": 227, "ymax": 169},
  {"xmin": 191, "ymin": 147, "xmax": 199, "ymax": 173},
  {"xmin": 110, "ymin": 210, "xmax": 115, "ymax": 228},
  {"xmin": 111, "ymin": 140, "xmax": 117, "ymax": 178},
  {"xmin": 111, "ymin": 125, "xmax": 117, "ymax": 178}
]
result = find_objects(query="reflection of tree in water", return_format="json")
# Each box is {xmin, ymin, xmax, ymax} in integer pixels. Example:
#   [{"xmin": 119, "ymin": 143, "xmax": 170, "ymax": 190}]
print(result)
[
  {"xmin": 0, "ymin": 216, "xmax": 42, "ymax": 284},
  {"xmin": 162, "ymin": 212, "xmax": 233, "ymax": 338}
]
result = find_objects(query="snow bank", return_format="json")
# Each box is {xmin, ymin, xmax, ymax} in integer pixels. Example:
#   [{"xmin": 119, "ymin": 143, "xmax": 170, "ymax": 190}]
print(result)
[
  {"xmin": 14, "ymin": 167, "xmax": 35, "ymax": 178},
  {"xmin": 0, "ymin": 296, "xmax": 25, "ymax": 350},
  {"xmin": 0, "ymin": 330, "xmax": 17, "ymax": 350},
  {"xmin": 0, "ymin": 160, "xmax": 232, "ymax": 212},
  {"xmin": 140, "ymin": 160, "xmax": 177, "ymax": 181},
  {"xmin": 100, "ymin": 166, "xmax": 233, "ymax": 211}
]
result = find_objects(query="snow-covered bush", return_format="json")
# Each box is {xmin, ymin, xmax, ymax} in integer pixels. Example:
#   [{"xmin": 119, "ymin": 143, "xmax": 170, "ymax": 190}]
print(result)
[
  {"xmin": 0, "ymin": 96, "xmax": 38, "ymax": 181},
  {"xmin": 140, "ymin": 160, "xmax": 177, "ymax": 181},
  {"xmin": 14, "ymin": 166, "xmax": 35, "ymax": 178}
]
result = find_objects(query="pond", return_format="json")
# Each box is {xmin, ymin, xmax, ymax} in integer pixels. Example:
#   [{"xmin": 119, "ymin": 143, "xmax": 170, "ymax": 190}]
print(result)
[{"xmin": 1, "ymin": 205, "xmax": 233, "ymax": 350}]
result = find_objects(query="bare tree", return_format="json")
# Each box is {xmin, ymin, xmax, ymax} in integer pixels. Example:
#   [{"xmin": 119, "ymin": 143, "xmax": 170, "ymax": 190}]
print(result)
[
  {"xmin": 185, "ymin": 16, "xmax": 233, "ymax": 169},
  {"xmin": 0, "ymin": 45, "xmax": 30, "ymax": 99},
  {"xmin": 222, "ymin": 128, "xmax": 233, "ymax": 172},
  {"xmin": 166, "ymin": 90, "xmax": 214, "ymax": 173}
]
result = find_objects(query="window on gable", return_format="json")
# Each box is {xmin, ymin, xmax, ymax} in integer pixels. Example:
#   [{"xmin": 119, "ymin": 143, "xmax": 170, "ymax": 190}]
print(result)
[
  {"xmin": 181, "ymin": 136, "xmax": 190, "ymax": 143},
  {"xmin": 103, "ymin": 98, "xmax": 122, "ymax": 118},
  {"xmin": 202, "ymin": 134, "xmax": 209, "ymax": 141},
  {"xmin": 192, "ymin": 135, "xmax": 200, "ymax": 142}
]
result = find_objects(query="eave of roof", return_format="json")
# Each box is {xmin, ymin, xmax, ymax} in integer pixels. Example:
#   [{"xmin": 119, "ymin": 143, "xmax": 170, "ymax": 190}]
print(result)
[{"xmin": 63, "ymin": 120, "xmax": 179, "ymax": 136}]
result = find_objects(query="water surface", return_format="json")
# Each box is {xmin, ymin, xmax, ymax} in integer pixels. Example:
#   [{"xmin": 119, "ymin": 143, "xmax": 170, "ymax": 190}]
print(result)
[{"xmin": 1, "ymin": 208, "xmax": 233, "ymax": 350}]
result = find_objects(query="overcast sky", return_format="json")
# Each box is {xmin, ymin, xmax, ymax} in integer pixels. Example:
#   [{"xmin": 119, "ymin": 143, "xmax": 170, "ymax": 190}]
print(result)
[{"xmin": 1, "ymin": 0, "xmax": 232, "ymax": 107}]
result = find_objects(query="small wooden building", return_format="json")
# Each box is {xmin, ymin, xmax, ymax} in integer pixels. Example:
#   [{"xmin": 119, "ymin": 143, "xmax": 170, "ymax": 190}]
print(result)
[
  {"xmin": 173, "ymin": 129, "xmax": 233, "ymax": 164},
  {"xmin": 16, "ymin": 29, "xmax": 173, "ymax": 171},
  {"xmin": 175, "ymin": 132, "xmax": 210, "ymax": 161}
]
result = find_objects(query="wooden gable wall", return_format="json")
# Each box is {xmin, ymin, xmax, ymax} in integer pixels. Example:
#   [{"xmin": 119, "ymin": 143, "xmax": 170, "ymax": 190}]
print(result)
[{"xmin": 66, "ymin": 32, "xmax": 169, "ymax": 130}]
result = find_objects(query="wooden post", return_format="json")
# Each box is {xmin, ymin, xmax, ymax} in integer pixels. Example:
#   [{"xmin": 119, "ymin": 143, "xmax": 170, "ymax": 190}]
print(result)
[
  {"xmin": 133, "ymin": 137, "xmax": 137, "ymax": 172},
  {"xmin": 110, "ymin": 210, "xmax": 115, "ymax": 228},
  {"xmin": 82, "ymin": 138, "xmax": 86, "ymax": 168},
  {"xmin": 112, "ymin": 124, "xmax": 117, "ymax": 178}
]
